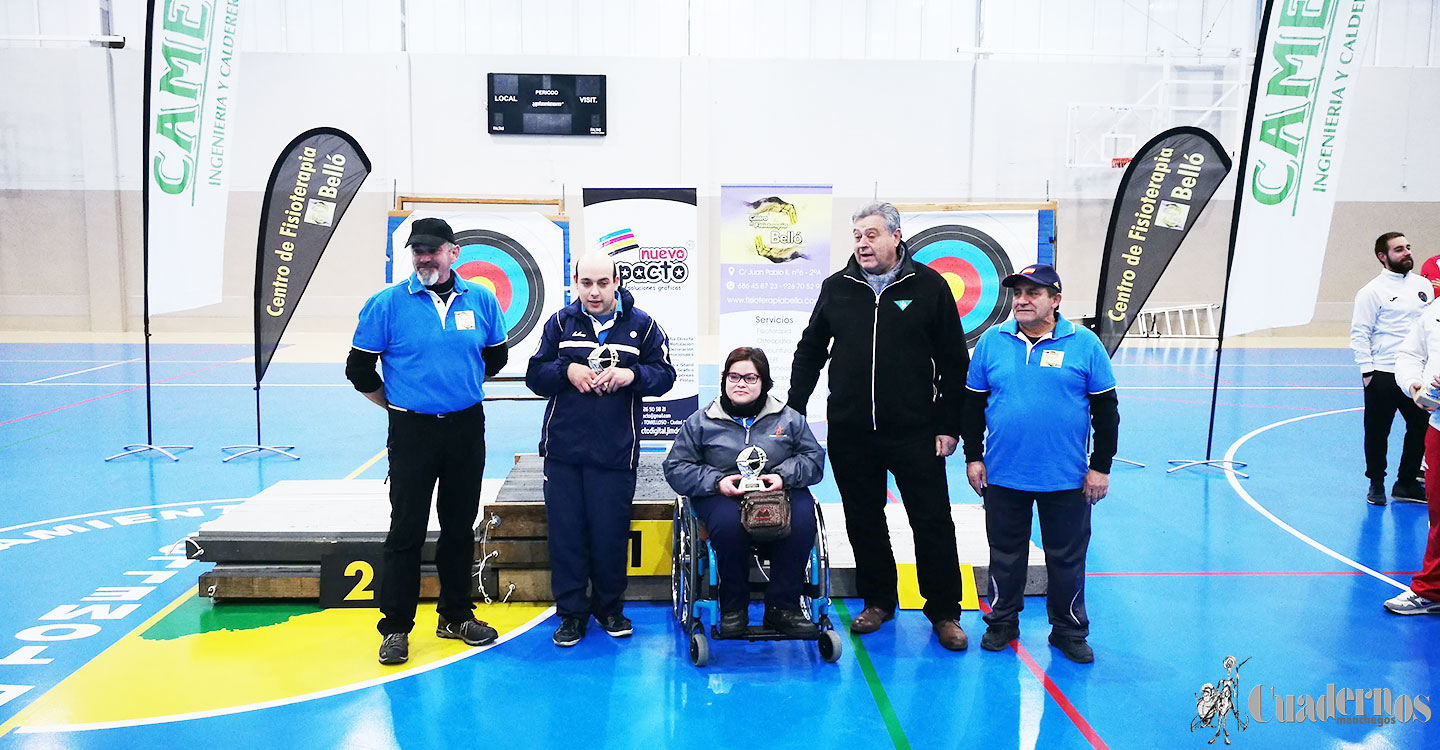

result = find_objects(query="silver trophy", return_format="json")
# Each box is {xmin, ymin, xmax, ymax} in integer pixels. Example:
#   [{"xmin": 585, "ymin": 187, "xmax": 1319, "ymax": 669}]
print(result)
[
  {"xmin": 736, "ymin": 445, "xmax": 769, "ymax": 493},
  {"xmin": 587, "ymin": 343, "xmax": 619, "ymax": 373}
]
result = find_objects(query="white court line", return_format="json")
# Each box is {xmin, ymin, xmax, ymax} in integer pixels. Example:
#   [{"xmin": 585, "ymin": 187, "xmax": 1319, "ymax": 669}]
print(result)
[
  {"xmin": 1222, "ymin": 406, "xmax": 1408, "ymax": 592},
  {"xmin": 15, "ymin": 605, "xmax": 557, "ymax": 734},
  {"xmin": 24, "ymin": 359, "xmax": 139, "ymax": 385}
]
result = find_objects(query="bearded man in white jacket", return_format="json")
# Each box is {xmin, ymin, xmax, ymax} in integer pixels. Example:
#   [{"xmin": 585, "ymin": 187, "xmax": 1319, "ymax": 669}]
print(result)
[{"xmin": 1351, "ymin": 232, "xmax": 1431, "ymax": 506}]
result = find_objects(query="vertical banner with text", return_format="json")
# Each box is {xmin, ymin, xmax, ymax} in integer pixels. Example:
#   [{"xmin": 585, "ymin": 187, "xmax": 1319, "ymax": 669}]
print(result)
[
  {"xmin": 1223, "ymin": 0, "xmax": 1376, "ymax": 336},
  {"xmin": 718, "ymin": 186, "xmax": 832, "ymax": 412},
  {"xmin": 581, "ymin": 188, "xmax": 699, "ymax": 440},
  {"xmin": 146, "ymin": 0, "xmax": 242, "ymax": 314},
  {"xmin": 1094, "ymin": 127, "xmax": 1232, "ymax": 356},
  {"xmin": 254, "ymin": 128, "xmax": 371, "ymax": 382}
]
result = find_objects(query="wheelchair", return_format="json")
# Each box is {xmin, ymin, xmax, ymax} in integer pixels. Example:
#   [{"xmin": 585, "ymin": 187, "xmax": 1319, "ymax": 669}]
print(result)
[{"xmin": 670, "ymin": 495, "xmax": 843, "ymax": 666}]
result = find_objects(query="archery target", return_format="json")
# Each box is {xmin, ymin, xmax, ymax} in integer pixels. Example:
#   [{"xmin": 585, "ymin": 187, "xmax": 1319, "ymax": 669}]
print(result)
[
  {"xmin": 907, "ymin": 224, "xmax": 1015, "ymax": 345},
  {"xmin": 452, "ymin": 228, "xmax": 546, "ymax": 348}
]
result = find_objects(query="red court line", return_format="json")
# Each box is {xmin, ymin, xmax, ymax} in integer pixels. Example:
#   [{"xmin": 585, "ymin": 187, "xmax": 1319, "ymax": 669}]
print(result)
[
  {"xmin": 978, "ymin": 600, "xmax": 1108, "ymax": 750},
  {"xmin": 0, "ymin": 360, "xmax": 234, "ymax": 428},
  {"xmin": 1088, "ymin": 570, "xmax": 1418, "ymax": 577}
]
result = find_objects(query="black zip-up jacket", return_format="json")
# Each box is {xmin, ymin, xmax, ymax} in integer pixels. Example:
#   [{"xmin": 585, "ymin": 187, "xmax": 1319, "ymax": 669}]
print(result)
[{"xmin": 788, "ymin": 244, "xmax": 969, "ymax": 435}]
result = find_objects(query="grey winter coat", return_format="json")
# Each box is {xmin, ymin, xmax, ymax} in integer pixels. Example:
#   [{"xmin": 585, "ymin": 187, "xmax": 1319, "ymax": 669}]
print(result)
[{"xmin": 663, "ymin": 394, "xmax": 825, "ymax": 499}]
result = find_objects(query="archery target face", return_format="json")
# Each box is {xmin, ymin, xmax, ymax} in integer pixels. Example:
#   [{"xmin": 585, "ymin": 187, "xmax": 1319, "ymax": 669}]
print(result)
[
  {"xmin": 451, "ymin": 228, "xmax": 546, "ymax": 348},
  {"xmin": 907, "ymin": 224, "xmax": 1015, "ymax": 345}
]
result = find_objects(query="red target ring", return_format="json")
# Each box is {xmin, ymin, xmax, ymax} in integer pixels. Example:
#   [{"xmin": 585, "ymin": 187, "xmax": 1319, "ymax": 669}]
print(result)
[{"xmin": 455, "ymin": 260, "xmax": 513, "ymax": 310}]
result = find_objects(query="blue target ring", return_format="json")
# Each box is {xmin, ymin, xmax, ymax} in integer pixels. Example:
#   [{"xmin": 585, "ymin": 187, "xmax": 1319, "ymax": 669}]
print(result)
[
  {"xmin": 452, "ymin": 228, "xmax": 545, "ymax": 347},
  {"xmin": 908, "ymin": 225, "xmax": 1014, "ymax": 345}
]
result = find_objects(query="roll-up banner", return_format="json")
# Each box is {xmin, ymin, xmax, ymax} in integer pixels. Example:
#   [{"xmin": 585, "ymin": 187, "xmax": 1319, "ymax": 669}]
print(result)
[
  {"xmin": 146, "ymin": 0, "xmax": 242, "ymax": 315},
  {"xmin": 254, "ymin": 128, "xmax": 371, "ymax": 381},
  {"xmin": 386, "ymin": 212, "xmax": 568, "ymax": 377},
  {"xmin": 581, "ymin": 188, "xmax": 700, "ymax": 440},
  {"xmin": 718, "ymin": 186, "xmax": 832, "ymax": 411},
  {"xmin": 1093, "ymin": 127, "xmax": 1232, "ymax": 356},
  {"xmin": 1223, "ymin": 0, "xmax": 1377, "ymax": 337}
]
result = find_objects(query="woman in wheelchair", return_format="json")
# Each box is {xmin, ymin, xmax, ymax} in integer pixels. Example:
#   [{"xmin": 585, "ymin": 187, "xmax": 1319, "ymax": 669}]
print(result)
[{"xmin": 663, "ymin": 347, "xmax": 824, "ymax": 638}]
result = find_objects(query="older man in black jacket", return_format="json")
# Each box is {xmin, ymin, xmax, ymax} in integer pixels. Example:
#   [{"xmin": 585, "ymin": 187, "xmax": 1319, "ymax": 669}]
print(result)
[{"xmin": 789, "ymin": 202, "xmax": 970, "ymax": 651}]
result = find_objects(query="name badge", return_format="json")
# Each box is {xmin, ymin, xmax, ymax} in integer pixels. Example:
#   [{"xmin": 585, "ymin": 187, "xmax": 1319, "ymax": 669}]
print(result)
[
  {"xmin": 454, "ymin": 310, "xmax": 476, "ymax": 330},
  {"xmin": 1040, "ymin": 349, "xmax": 1064, "ymax": 368}
]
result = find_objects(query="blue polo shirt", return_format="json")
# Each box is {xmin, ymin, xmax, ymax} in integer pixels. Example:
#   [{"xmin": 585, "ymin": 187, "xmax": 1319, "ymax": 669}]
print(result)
[
  {"xmin": 966, "ymin": 314, "xmax": 1116, "ymax": 492},
  {"xmin": 352, "ymin": 274, "xmax": 508, "ymax": 414}
]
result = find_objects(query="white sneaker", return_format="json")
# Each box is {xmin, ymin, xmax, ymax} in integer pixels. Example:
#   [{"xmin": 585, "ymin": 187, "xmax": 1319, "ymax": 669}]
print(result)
[{"xmin": 1383, "ymin": 589, "xmax": 1440, "ymax": 615}]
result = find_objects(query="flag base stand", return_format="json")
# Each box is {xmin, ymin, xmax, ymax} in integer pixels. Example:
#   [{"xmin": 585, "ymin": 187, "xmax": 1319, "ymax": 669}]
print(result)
[
  {"xmin": 220, "ymin": 444, "xmax": 299, "ymax": 462},
  {"xmin": 1165, "ymin": 459, "xmax": 1248, "ymax": 479},
  {"xmin": 105, "ymin": 444, "xmax": 195, "ymax": 462},
  {"xmin": 1114, "ymin": 457, "xmax": 1146, "ymax": 468}
]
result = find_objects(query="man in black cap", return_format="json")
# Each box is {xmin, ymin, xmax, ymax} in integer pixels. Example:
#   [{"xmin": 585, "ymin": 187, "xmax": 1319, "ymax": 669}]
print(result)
[
  {"xmin": 960, "ymin": 264, "xmax": 1118, "ymax": 663},
  {"xmin": 346, "ymin": 217, "xmax": 511, "ymax": 665}
]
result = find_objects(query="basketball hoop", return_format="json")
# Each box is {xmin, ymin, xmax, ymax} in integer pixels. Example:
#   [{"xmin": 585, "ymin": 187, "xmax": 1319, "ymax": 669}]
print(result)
[{"xmin": 1111, "ymin": 157, "xmax": 1132, "ymax": 169}]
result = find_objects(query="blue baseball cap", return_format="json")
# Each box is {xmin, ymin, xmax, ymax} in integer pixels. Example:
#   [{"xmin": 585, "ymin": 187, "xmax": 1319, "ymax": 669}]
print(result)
[{"xmin": 1003, "ymin": 264, "xmax": 1062, "ymax": 292}]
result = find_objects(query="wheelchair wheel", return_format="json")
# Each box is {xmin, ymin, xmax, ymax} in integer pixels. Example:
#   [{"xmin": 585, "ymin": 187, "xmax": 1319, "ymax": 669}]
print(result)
[
  {"xmin": 818, "ymin": 629, "xmax": 843, "ymax": 663},
  {"xmin": 672, "ymin": 498, "xmax": 704, "ymax": 629},
  {"xmin": 670, "ymin": 500, "xmax": 687, "ymax": 623},
  {"xmin": 689, "ymin": 631, "xmax": 709, "ymax": 667}
]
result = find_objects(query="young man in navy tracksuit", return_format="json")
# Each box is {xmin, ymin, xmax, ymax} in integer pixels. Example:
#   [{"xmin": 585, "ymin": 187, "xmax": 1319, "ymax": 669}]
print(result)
[{"xmin": 525, "ymin": 253, "xmax": 677, "ymax": 647}]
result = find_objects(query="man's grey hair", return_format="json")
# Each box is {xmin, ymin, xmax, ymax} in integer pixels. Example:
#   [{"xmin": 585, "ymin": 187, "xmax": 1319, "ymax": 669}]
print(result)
[{"xmin": 852, "ymin": 202, "xmax": 902, "ymax": 235}]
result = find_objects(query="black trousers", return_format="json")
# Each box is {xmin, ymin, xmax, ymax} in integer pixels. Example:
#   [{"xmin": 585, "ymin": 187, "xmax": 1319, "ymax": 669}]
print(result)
[
  {"xmin": 982, "ymin": 484, "xmax": 1090, "ymax": 639},
  {"xmin": 827, "ymin": 427, "xmax": 963, "ymax": 622},
  {"xmin": 377, "ymin": 403, "xmax": 485, "ymax": 636},
  {"xmin": 1363, "ymin": 371, "xmax": 1427, "ymax": 483},
  {"xmin": 692, "ymin": 489, "xmax": 817, "ymax": 612},
  {"xmin": 543, "ymin": 458, "xmax": 637, "ymax": 619}
]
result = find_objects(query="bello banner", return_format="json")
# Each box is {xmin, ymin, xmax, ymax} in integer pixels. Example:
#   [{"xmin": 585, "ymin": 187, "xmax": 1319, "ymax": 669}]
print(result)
[
  {"xmin": 1094, "ymin": 126, "xmax": 1232, "ymax": 356},
  {"xmin": 581, "ymin": 187, "xmax": 699, "ymax": 440},
  {"xmin": 145, "ymin": 0, "xmax": 242, "ymax": 315},
  {"xmin": 1223, "ymin": 0, "xmax": 1377, "ymax": 336},
  {"xmin": 254, "ymin": 128, "xmax": 371, "ymax": 381},
  {"xmin": 718, "ymin": 185, "xmax": 833, "ymax": 410}
]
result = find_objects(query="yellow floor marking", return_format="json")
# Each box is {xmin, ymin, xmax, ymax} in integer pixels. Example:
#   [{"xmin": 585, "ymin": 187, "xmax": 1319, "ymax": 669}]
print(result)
[
  {"xmin": 9, "ymin": 604, "xmax": 546, "ymax": 730},
  {"xmin": 896, "ymin": 563, "xmax": 980, "ymax": 611}
]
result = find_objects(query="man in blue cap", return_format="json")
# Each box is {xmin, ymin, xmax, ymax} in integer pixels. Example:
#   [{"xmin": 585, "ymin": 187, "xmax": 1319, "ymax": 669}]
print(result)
[
  {"xmin": 346, "ymin": 217, "xmax": 510, "ymax": 665},
  {"xmin": 959, "ymin": 264, "xmax": 1119, "ymax": 663}
]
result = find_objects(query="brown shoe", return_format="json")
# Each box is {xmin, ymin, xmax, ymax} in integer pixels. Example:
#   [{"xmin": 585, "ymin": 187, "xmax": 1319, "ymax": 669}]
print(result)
[
  {"xmin": 933, "ymin": 619, "xmax": 968, "ymax": 651},
  {"xmin": 849, "ymin": 606, "xmax": 894, "ymax": 634}
]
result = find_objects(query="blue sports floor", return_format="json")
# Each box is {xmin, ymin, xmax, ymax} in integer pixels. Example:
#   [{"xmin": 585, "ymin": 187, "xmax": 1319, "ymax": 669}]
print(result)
[{"xmin": 0, "ymin": 340, "xmax": 1436, "ymax": 749}]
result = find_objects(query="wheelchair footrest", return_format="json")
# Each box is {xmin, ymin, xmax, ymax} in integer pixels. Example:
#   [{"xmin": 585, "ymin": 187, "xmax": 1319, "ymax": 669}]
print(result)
[{"xmin": 710, "ymin": 624, "xmax": 823, "ymax": 642}]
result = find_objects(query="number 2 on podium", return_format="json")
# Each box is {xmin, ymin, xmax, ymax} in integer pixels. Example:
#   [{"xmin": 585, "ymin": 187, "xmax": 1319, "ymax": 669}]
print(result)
[{"xmin": 345, "ymin": 560, "xmax": 376, "ymax": 601}]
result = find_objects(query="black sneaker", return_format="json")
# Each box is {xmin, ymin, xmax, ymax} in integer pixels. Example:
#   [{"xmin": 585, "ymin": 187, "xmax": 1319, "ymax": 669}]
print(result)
[
  {"xmin": 596, "ymin": 612, "xmax": 633, "ymax": 638},
  {"xmin": 1392, "ymin": 479, "xmax": 1427, "ymax": 503},
  {"xmin": 1048, "ymin": 632, "xmax": 1094, "ymax": 664},
  {"xmin": 980, "ymin": 622, "xmax": 1019, "ymax": 652},
  {"xmin": 718, "ymin": 609, "xmax": 747, "ymax": 638},
  {"xmin": 762, "ymin": 607, "xmax": 819, "ymax": 638},
  {"xmin": 1367, "ymin": 481, "xmax": 1387, "ymax": 506},
  {"xmin": 378, "ymin": 633, "xmax": 409, "ymax": 665},
  {"xmin": 553, "ymin": 616, "xmax": 586, "ymax": 647},
  {"xmin": 436, "ymin": 616, "xmax": 498, "ymax": 646}
]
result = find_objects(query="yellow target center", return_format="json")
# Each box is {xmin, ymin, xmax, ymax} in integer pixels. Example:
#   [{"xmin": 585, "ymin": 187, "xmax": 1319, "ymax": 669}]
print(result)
[
  {"xmin": 943, "ymin": 273, "xmax": 965, "ymax": 301},
  {"xmin": 475, "ymin": 277, "xmax": 498, "ymax": 294}
]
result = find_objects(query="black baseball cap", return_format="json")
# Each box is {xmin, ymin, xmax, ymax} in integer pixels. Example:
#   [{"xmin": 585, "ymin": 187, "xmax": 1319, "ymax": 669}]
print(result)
[
  {"xmin": 1002, "ymin": 264, "xmax": 1062, "ymax": 293},
  {"xmin": 405, "ymin": 217, "xmax": 455, "ymax": 249}
]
